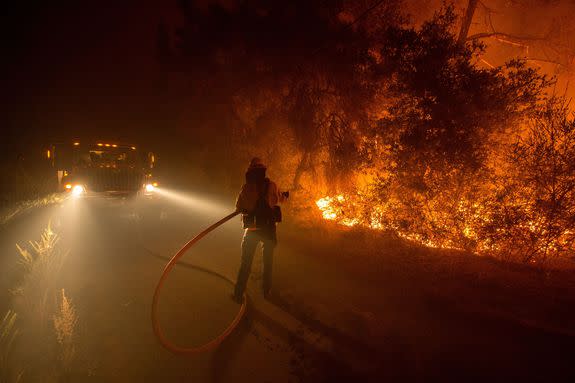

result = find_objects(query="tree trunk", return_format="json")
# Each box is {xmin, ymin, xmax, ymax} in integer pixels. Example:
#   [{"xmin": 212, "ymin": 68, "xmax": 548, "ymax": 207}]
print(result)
[
  {"xmin": 291, "ymin": 151, "xmax": 310, "ymax": 190},
  {"xmin": 458, "ymin": 0, "xmax": 479, "ymax": 45}
]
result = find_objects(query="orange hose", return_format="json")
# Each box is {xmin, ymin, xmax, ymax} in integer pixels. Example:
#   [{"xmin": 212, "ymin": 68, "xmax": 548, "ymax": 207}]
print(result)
[{"xmin": 151, "ymin": 211, "xmax": 246, "ymax": 354}]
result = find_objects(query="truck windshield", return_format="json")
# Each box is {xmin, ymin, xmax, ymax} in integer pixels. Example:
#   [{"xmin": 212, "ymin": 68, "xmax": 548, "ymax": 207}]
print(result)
[{"xmin": 85, "ymin": 149, "xmax": 137, "ymax": 167}]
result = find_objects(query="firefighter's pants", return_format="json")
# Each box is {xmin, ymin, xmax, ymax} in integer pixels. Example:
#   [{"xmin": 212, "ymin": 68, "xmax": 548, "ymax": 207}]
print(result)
[{"xmin": 234, "ymin": 229, "xmax": 276, "ymax": 299}]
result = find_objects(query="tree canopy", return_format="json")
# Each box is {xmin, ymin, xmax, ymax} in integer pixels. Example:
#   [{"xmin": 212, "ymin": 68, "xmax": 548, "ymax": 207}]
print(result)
[{"xmin": 162, "ymin": 1, "xmax": 573, "ymax": 264}]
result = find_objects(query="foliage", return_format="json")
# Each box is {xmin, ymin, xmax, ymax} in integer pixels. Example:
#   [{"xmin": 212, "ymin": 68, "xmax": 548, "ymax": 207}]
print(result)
[
  {"xmin": 53, "ymin": 289, "xmax": 77, "ymax": 373},
  {"xmin": 171, "ymin": 0, "xmax": 404, "ymax": 190},
  {"xmin": 0, "ymin": 194, "xmax": 63, "ymax": 227},
  {"xmin": 374, "ymin": 12, "xmax": 549, "ymax": 177},
  {"xmin": 12, "ymin": 223, "xmax": 78, "ymax": 381},
  {"xmin": 339, "ymin": 7, "xmax": 552, "ymax": 262},
  {"xmin": 488, "ymin": 98, "xmax": 575, "ymax": 263},
  {"xmin": 319, "ymin": 97, "xmax": 575, "ymax": 264},
  {"xmin": 307, "ymin": 7, "xmax": 568, "ymax": 265},
  {"xmin": 0, "ymin": 311, "xmax": 22, "ymax": 383},
  {"xmin": 168, "ymin": 2, "xmax": 574, "ymax": 264}
]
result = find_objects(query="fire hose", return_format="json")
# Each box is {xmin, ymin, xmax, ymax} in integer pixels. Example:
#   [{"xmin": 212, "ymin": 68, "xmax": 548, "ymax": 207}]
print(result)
[{"xmin": 151, "ymin": 211, "xmax": 247, "ymax": 354}]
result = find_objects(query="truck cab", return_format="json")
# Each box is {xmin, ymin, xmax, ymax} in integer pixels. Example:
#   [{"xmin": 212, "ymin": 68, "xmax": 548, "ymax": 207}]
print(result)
[{"xmin": 47, "ymin": 142, "xmax": 157, "ymax": 197}]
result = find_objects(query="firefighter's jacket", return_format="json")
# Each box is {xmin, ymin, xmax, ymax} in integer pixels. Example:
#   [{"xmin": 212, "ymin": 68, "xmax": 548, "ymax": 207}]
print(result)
[{"xmin": 235, "ymin": 179, "xmax": 283, "ymax": 215}]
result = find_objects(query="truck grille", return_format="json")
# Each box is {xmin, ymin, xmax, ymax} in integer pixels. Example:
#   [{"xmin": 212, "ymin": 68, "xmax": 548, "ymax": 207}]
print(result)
[{"xmin": 87, "ymin": 169, "xmax": 143, "ymax": 192}]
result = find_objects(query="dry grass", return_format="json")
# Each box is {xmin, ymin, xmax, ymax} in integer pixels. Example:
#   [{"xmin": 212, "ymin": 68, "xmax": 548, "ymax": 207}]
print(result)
[
  {"xmin": 10, "ymin": 222, "xmax": 79, "ymax": 382},
  {"xmin": 0, "ymin": 194, "xmax": 64, "ymax": 227},
  {"xmin": 14, "ymin": 222, "xmax": 69, "ymax": 324},
  {"xmin": 53, "ymin": 289, "xmax": 77, "ymax": 372},
  {"xmin": 0, "ymin": 311, "xmax": 22, "ymax": 383}
]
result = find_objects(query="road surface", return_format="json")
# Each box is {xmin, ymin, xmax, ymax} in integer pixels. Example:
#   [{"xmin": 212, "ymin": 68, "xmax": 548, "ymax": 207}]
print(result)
[
  {"xmin": 0, "ymin": 192, "xmax": 328, "ymax": 382},
  {"xmin": 1, "ymin": 190, "xmax": 575, "ymax": 382}
]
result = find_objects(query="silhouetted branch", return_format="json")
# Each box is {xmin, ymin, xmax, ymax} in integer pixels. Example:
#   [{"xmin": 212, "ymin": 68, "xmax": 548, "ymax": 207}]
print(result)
[
  {"xmin": 467, "ymin": 32, "xmax": 547, "ymax": 43},
  {"xmin": 458, "ymin": 0, "xmax": 479, "ymax": 45}
]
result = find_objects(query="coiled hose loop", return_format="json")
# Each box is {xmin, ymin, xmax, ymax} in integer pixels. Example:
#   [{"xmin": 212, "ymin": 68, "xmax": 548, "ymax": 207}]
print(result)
[{"xmin": 151, "ymin": 211, "xmax": 246, "ymax": 354}]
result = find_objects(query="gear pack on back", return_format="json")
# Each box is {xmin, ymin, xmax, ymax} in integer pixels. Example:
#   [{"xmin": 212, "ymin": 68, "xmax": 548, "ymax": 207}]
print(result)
[{"xmin": 253, "ymin": 180, "xmax": 275, "ymax": 229}]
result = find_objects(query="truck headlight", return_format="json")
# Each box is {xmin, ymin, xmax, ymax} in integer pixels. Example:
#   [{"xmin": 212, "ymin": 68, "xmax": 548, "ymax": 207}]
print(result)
[
  {"xmin": 145, "ymin": 184, "xmax": 155, "ymax": 193},
  {"xmin": 72, "ymin": 185, "xmax": 86, "ymax": 197}
]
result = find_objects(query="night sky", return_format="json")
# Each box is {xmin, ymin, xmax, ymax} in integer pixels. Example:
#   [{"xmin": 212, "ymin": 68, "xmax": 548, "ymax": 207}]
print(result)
[{"xmin": 1, "ymin": 1, "xmax": 178, "ymax": 153}]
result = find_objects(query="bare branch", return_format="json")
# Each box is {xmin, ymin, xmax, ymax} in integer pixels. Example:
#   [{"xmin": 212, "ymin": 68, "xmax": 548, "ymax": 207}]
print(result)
[
  {"xmin": 458, "ymin": 0, "xmax": 480, "ymax": 45},
  {"xmin": 467, "ymin": 32, "xmax": 547, "ymax": 43},
  {"xmin": 479, "ymin": 57, "xmax": 495, "ymax": 69},
  {"xmin": 525, "ymin": 57, "xmax": 564, "ymax": 68}
]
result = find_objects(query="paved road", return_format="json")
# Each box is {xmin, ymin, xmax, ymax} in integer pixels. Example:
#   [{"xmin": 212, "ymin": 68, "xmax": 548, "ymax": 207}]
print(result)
[
  {"xmin": 0, "ymin": 192, "xmax": 313, "ymax": 382},
  {"xmin": 3, "ymin": 191, "xmax": 575, "ymax": 382}
]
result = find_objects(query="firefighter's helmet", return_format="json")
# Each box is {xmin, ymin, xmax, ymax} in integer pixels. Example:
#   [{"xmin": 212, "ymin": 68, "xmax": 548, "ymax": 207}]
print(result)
[{"xmin": 248, "ymin": 157, "xmax": 266, "ymax": 170}]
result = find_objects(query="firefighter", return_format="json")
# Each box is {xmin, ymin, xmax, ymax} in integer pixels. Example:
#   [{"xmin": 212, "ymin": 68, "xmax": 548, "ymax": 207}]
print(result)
[{"xmin": 232, "ymin": 158, "xmax": 287, "ymax": 303}]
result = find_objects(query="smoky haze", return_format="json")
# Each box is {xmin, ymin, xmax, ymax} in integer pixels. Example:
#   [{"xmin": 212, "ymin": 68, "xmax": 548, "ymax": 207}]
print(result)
[
  {"xmin": 2, "ymin": 2, "xmax": 575, "ymax": 382},
  {"xmin": 1, "ymin": 1, "xmax": 184, "ymax": 176},
  {"xmin": 408, "ymin": 0, "xmax": 575, "ymax": 97},
  {"xmin": 3, "ymin": 0, "xmax": 575, "ymax": 185}
]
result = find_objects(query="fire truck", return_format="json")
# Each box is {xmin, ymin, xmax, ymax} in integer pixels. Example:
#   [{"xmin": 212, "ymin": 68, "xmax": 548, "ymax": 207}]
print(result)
[{"xmin": 47, "ymin": 141, "xmax": 158, "ymax": 197}]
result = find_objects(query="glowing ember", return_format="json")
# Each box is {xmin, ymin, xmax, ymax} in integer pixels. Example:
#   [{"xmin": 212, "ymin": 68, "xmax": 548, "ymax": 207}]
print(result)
[
  {"xmin": 315, "ymin": 193, "xmax": 573, "ymax": 256},
  {"xmin": 315, "ymin": 194, "xmax": 471, "ymax": 250},
  {"xmin": 315, "ymin": 196, "xmax": 340, "ymax": 221}
]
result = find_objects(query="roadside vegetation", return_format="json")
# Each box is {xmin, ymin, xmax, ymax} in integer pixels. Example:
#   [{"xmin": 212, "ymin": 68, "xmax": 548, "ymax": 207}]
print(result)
[
  {"xmin": 1, "ymin": 223, "xmax": 79, "ymax": 383},
  {"xmin": 0, "ymin": 153, "xmax": 61, "ymax": 227},
  {"xmin": 280, "ymin": 220, "xmax": 575, "ymax": 352},
  {"xmin": 0, "ymin": 194, "xmax": 64, "ymax": 227},
  {"xmin": 0, "ymin": 311, "xmax": 21, "ymax": 383},
  {"xmin": 161, "ymin": 1, "xmax": 573, "ymax": 267}
]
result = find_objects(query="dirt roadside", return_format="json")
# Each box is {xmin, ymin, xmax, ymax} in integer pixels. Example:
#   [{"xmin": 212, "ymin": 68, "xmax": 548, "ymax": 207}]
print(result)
[{"xmin": 266, "ymin": 221, "xmax": 575, "ymax": 380}]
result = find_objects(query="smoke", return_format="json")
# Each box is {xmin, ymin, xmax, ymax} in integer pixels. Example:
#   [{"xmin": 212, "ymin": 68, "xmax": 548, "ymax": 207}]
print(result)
[{"xmin": 407, "ymin": 0, "xmax": 575, "ymax": 99}]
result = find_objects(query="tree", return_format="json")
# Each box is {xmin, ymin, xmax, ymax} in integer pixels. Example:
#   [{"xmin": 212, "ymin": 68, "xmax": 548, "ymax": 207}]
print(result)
[
  {"xmin": 463, "ymin": 0, "xmax": 575, "ymax": 73},
  {"xmin": 315, "ymin": 6, "xmax": 554, "ymax": 262},
  {"xmin": 457, "ymin": 0, "xmax": 478, "ymax": 44},
  {"xmin": 171, "ymin": 0, "xmax": 403, "ymax": 189},
  {"xmin": 371, "ymin": 7, "xmax": 549, "ymax": 182},
  {"xmin": 491, "ymin": 97, "xmax": 575, "ymax": 263}
]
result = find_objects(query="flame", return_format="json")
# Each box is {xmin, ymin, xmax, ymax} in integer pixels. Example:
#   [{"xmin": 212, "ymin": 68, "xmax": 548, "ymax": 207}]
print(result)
[
  {"xmin": 315, "ymin": 194, "xmax": 573, "ymax": 255},
  {"xmin": 315, "ymin": 194, "xmax": 474, "ymax": 250},
  {"xmin": 315, "ymin": 196, "xmax": 339, "ymax": 221}
]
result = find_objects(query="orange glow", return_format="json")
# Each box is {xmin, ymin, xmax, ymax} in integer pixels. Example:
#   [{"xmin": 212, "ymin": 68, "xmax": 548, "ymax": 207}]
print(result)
[
  {"xmin": 316, "ymin": 196, "xmax": 338, "ymax": 220},
  {"xmin": 97, "ymin": 143, "xmax": 103, "ymax": 147},
  {"xmin": 73, "ymin": 142, "xmax": 80, "ymax": 146},
  {"xmin": 316, "ymin": 191, "xmax": 573, "ymax": 256},
  {"xmin": 316, "ymin": 194, "xmax": 470, "ymax": 251}
]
